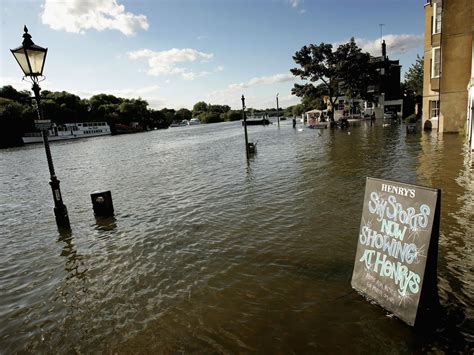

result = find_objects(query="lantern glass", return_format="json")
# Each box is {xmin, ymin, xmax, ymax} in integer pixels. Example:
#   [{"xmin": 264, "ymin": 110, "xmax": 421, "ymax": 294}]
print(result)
[
  {"xmin": 11, "ymin": 48, "xmax": 31, "ymax": 75},
  {"xmin": 26, "ymin": 48, "xmax": 46, "ymax": 75},
  {"xmin": 11, "ymin": 44, "xmax": 47, "ymax": 77}
]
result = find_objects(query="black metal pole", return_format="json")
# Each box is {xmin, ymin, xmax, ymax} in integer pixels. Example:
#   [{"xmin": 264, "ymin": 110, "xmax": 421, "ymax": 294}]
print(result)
[
  {"xmin": 276, "ymin": 93, "xmax": 280, "ymax": 127},
  {"xmin": 32, "ymin": 81, "xmax": 70, "ymax": 229},
  {"xmin": 241, "ymin": 95, "xmax": 249, "ymax": 159}
]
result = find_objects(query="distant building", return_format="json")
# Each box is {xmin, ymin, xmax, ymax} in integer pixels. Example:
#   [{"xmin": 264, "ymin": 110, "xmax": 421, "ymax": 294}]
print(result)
[
  {"xmin": 422, "ymin": 0, "xmax": 474, "ymax": 151},
  {"xmin": 328, "ymin": 40, "xmax": 403, "ymax": 120},
  {"xmin": 369, "ymin": 40, "xmax": 404, "ymax": 117}
]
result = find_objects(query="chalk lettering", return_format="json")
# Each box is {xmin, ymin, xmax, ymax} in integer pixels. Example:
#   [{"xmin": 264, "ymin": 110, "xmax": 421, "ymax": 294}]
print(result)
[
  {"xmin": 368, "ymin": 193, "xmax": 431, "ymax": 230},
  {"xmin": 373, "ymin": 252, "xmax": 421, "ymax": 295}
]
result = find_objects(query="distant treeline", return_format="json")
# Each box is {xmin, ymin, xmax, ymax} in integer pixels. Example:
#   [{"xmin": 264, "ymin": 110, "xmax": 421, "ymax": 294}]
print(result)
[{"xmin": 0, "ymin": 86, "xmax": 271, "ymax": 148}]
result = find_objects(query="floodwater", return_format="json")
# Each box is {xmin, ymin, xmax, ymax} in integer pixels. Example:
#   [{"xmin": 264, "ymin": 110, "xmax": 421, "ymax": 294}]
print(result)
[{"xmin": 0, "ymin": 120, "xmax": 472, "ymax": 353}]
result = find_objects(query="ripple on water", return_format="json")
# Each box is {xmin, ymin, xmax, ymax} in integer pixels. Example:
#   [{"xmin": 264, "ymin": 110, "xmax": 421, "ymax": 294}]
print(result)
[{"xmin": 0, "ymin": 121, "xmax": 472, "ymax": 352}]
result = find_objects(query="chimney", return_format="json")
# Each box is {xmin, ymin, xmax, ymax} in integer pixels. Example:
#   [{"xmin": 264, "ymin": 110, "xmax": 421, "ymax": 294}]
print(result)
[{"xmin": 382, "ymin": 40, "xmax": 387, "ymax": 59}]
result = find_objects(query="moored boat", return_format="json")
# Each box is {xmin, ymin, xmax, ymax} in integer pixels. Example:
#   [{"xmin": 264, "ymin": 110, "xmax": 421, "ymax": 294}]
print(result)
[{"xmin": 22, "ymin": 122, "xmax": 111, "ymax": 144}]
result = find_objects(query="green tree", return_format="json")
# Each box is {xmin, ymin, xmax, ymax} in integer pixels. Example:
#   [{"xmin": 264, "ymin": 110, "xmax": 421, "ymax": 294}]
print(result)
[
  {"xmin": 199, "ymin": 111, "xmax": 222, "ymax": 123},
  {"xmin": 0, "ymin": 85, "xmax": 31, "ymax": 104},
  {"xmin": 117, "ymin": 98, "xmax": 149, "ymax": 124},
  {"xmin": 292, "ymin": 104, "xmax": 305, "ymax": 116},
  {"xmin": 161, "ymin": 108, "xmax": 176, "ymax": 126},
  {"xmin": 89, "ymin": 94, "xmax": 122, "ymax": 122},
  {"xmin": 41, "ymin": 91, "xmax": 89, "ymax": 124},
  {"xmin": 149, "ymin": 109, "xmax": 167, "ymax": 128},
  {"xmin": 404, "ymin": 55, "xmax": 424, "ymax": 96},
  {"xmin": 223, "ymin": 110, "xmax": 241, "ymax": 121},
  {"xmin": 192, "ymin": 101, "xmax": 208, "ymax": 117},
  {"xmin": 0, "ymin": 98, "xmax": 35, "ymax": 147},
  {"xmin": 175, "ymin": 108, "xmax": 192, "ymax": 121},
  {"xmin": 291, "ymin": 38, "xmax": 377, "ymax": 122}
]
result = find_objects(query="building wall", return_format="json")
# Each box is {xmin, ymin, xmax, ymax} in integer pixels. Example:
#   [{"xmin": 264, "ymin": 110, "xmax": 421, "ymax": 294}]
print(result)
[
  {"xmin": 422, "ymin": 2, "xmax": 439, "ymax": 129},
  {"xmin": 422, "ymin": 0, "xmax": 473, "ymax": 134},
  {"xmin": 439, "ymin": 0, "xmax": 472, "ymax": 133}
]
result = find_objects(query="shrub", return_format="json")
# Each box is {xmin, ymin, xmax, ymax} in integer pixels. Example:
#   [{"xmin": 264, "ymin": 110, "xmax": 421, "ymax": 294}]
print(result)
[
  {"xmin": 405, "ymin": 114, "xmax": 418, "ymax": 124},
  {"xmin": 223, "ymin": 110, "xmax": 241, "ymax": 121},
  {"xmin": 199, "ymin": 112, "xmax": 223, "ymax": 124}
]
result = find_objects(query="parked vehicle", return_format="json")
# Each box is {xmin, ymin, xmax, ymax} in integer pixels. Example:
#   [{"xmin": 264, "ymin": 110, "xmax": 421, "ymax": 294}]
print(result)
[{"xmin": 384, "ymin": 111, "xmax": 397, "ymax": 119}]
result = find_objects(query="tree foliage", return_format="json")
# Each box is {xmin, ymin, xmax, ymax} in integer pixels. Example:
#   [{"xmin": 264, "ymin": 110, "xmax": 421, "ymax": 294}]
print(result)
[
  {"xmin": 192, "ymin": 101, "xmax": 208, "ymax": 117},
  {"xmin": 404, "ymin": 55, "xmax": 423, "ymax": 96},
  {"xmin": 291, "ymin": 38, "xmax": 377, "ymax": 121},
  {"xmin": 1, "ymin": 85, "xmax": 285, "ymax": 147}
]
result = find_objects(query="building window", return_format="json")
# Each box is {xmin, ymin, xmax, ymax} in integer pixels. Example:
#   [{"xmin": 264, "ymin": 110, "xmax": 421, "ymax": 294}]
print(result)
[
  {"xmin": 432, "ymin": 1, "xmax": 442, "ymax": 34},
  {"xmin": 338, "ymin": 100, "xmax": 345, "ymax": 110},
  {"xmin": 431, "ymin": 47, "xmax": 441, "ymax": 78},
  {"xmin": 430, "ymin": 100, "xmax": 440, "ymax": 119}
]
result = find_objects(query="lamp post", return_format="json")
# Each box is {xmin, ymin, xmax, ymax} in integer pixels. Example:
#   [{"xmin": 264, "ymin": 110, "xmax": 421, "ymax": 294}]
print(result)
[
  {"xmin": 276, "ymin": 93, "xmax": 280, "ymax": 127},
  {"xmin": 11, "ymin": 26, "xmax": 70, "ymax": 229},
  {"xmin": 241, "ymin": 95, "xmax": 249, "ymax": 159}
]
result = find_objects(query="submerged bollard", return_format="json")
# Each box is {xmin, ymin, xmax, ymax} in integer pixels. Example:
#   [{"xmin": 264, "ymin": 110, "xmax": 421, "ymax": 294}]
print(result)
[{"xmin": 91, "ymin": 190, "xmax": 114, "ymax": 217}]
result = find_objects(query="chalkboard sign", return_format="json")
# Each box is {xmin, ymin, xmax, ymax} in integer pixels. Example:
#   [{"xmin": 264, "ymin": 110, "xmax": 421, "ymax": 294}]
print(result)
[{"xmin": 351, "ymin": 177, "xmax": 440, "ymax": 326}]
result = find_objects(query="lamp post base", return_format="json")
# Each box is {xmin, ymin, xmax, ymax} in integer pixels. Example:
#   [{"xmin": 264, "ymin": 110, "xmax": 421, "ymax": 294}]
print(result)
[
  {"xmin": 50, "ymin": 177, "xmax": 70, "ymax": 229},
  {"xmin": 54, "ymin": 205, "xmax": 70, "ymax": 229}
]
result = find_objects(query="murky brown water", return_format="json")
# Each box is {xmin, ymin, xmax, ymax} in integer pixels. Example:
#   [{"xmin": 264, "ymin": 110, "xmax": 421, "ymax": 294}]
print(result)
[{"xmin": 0, "ymin": 120, "xmax": 472, "ymax": 353}]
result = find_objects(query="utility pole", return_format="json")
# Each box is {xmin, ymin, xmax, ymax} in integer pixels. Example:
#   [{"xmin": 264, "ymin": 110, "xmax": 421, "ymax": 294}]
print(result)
[{"xmin": 379, "ymin": 23, "xmax": 385, "ymax": 43}]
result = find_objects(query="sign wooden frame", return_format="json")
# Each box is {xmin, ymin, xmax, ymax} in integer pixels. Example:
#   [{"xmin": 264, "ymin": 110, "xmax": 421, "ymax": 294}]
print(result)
[{"xmin": 351, "ymin": 177, "xmax": 440, "ymax": 326}]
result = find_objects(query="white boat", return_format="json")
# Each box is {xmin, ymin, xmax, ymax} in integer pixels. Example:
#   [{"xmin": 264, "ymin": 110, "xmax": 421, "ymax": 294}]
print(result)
[
  {"xmin": 22, "ymin": 122, "xmax": 111, "ymax": 144},
  {"xmin": 169, "ymin": 120, "xmax": 189, "ymax": 127},
  {"xmin": 189, "ymin": 118, "xmax": 201, "ymax": 125}
]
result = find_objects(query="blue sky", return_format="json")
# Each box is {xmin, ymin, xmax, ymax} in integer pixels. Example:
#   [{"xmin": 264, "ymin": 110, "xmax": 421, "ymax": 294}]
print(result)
[{"xmin": 1, "ymin": 0, "xmax": 424, "ymax": 110}]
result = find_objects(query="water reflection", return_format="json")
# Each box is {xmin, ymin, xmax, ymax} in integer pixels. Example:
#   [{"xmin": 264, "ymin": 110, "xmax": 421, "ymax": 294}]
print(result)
[{"xmin": 94, "ymin": 216, "xmax": 117, "ymax": 232}]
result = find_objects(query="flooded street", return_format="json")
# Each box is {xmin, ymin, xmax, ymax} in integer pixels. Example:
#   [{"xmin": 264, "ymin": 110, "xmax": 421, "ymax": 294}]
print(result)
[{"xmin": 0, "ymin": 120, "xmax": 472, "ymax": 353}]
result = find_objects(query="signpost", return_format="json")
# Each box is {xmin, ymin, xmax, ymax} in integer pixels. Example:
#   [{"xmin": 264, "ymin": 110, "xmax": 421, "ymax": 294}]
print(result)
[
  {"xmin": 351, "ymin": 177, "xmax": 440, "ymax": 326},
  {"xmin": 34, "ymin": 119, "xmax": 51, "ymax": 131}
]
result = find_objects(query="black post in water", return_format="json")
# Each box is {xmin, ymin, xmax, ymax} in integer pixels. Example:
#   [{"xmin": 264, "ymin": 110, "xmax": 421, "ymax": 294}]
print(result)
[
  {"xmin": 242, "ymin": 95, "xmax": 249, "ymax": 159},
  {"xmin": 276, "ymin": 93, "xmax": 280, "ymax": 127},
  {"xmin": 33, "ymin": 82, "xmax": 70, "ymax": 229},
  {"xmin": 91, "ymin": 190, "xmax": 114, "ymax": 217}
]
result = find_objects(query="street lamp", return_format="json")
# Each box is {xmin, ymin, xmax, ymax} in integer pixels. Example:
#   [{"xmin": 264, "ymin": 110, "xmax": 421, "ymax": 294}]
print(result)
[
  {"xmin": 241, "ymin": 94, "xmax": 249, "ymax": 159},
  {"xmin": 276, "ymin": 93, "xmax": 280, "ymax": 127},
  {"xmin": 11, "ymin": 26, "xmax": 70, "ymax": 229}
]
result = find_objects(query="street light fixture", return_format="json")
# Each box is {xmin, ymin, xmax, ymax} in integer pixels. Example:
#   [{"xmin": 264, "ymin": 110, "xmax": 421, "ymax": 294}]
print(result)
[{"xmin": 11, "ymin": 26, "xmax": 70, "ymax": 229}]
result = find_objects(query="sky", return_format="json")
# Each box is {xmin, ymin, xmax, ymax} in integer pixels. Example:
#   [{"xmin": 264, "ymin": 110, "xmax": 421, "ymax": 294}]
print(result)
[{"xmin": 0, "ymin": 0, "xmax": 425, "ymax": 110}]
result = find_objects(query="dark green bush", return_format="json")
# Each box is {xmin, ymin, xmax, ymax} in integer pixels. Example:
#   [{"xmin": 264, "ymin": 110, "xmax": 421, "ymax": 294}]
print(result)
[{"xmin": 405, "ymin": 114, "xmax": 418, "ymax": 124}]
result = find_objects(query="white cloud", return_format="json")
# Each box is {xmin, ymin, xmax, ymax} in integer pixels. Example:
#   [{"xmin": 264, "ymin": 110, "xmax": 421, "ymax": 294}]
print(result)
[
  {"xmin": 74, "ymin": 85, "xmax": 167, "ymax": 108},
  {"xmin": 228, "ymin": 73, "xmax": 295, "ymax": 90},
  {"xmin": 205, "ymin": 73, "xmax": 296, "ymax": 109},
  {"xmin": 289, "ymin": 0, "xmax": 301, "ymax": 8},
  {"xmin": 288, "ymin": 0, "xmax": 305, "ymax": 13},
  {"xmin": 215, "ymin": 65, "xmax": 224, "ymax": 72},
  {"xmin": 41, "ymin": 0, "xmax": 149, "ymax": 36},
  {"xmin": 0, "ymin": 76, "xmax": 53, "ymax": 91},
  {"xmin": 127, "ymin": 48, "xmax": 214, "ymax": 80},
  {"xmin": 335, "ymin": 34, "xmax": 423, "ymax": 57},
  {"xmin": 76, "ymin": 85, "xmax": 160, "ymax": 98}
]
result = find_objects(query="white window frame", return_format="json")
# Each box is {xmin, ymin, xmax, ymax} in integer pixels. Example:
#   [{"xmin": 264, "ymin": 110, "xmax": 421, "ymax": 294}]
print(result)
[
  {"xmin": 430, "ymin": 100, "xmax": 440, "ymax": 120},
  {"xmin": 432, "ymin": 1, "xmax": 442, "ymax": 34},
  {"xmin": 431, "ymin": 47, "xmax": 441, "ymax": 78}
]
